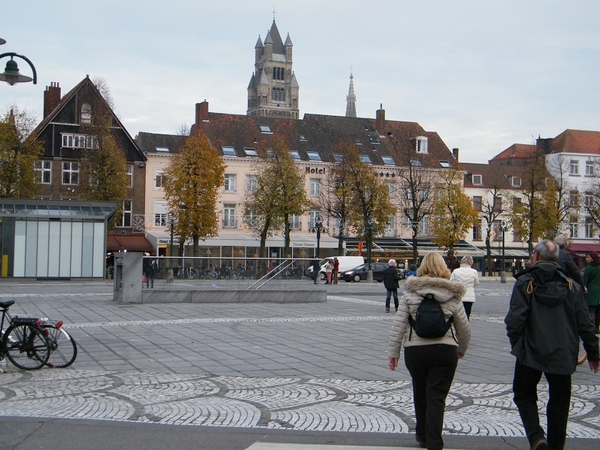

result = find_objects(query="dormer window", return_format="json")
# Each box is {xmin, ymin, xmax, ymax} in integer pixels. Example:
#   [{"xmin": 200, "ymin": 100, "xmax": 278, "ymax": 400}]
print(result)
[
  {"xmin": 415, "ymin": 136, "xmax": 428, "ymax": 154},
  {"xmin": 508, "ymin": 176, "xmax": 522, "ymax": 187},
  {"xmin": 382, "ymin": 156, "xmax": 395, "ymax": 166},
  {"xmin": 472, "ymin": 174, "xmax": 483, "ymax": 185},
  {"xmin": 439, "ymin": 160, "xmax": 451, "ymax": 168},
  {"xmin": 333, "ymin": 153, "xmax": 343, "ymax": 163},
  {"xmin": 289, "ymin": 151, "xmax": 301, "ymax": 160},
  {"xmin": 222, "ymin": 146, "xmax": 237, "ymax": 157},
  {"xmin": 307, "ymin": 151, "xmax": 321, "ymax": 161},
  {"xmin": 243, "ymin": 147, "xmax": 257, "ymax": 157},
  {"xmin": 259, "ymin": 125, "xmax": 273, "ymax": 135},
  {"xmin": 359, "ymin": 154, "xmax": 371, "ymax": 164}
]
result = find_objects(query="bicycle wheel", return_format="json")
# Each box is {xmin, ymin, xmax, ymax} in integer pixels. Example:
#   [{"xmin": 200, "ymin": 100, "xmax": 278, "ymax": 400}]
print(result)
[
  {"xmin": 4, "ymin": 323, "xmax": 50, "ymax": 370},
  {"xmin": 43, "ymin": 325, "xmax": 78, "ymax": 368},
  {"xmin": 577, "ymin": 339, "xmax": 587, "ymax": 365}
]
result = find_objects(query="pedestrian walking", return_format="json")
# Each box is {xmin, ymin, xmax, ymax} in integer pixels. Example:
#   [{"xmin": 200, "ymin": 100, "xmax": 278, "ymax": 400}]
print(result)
[
  {"xmin": 324, "ymin": 259, "xmax": 333, "ymax": 284},
  {"xmin": 332, "ymin": 257, "xmax": 339, "ymax": 284},
  {"xmin": 583, "ymin": 251, "xmax": 600, "ymax": 333},
  {"xmin": 449, "ymin": 255, "xmax": 479, "ymax": 319},
  {"xmin": 383, "ymin": 259, "xmax": 400, "ymax": 313},
  {"xmin": 555, "ymin": 234, "xmax": 583, "ymax": 287},
  {"xmin": 144, "ymin": 258, "xmax": 156, "ymax": 288},
  {"xmin": 311, "ymin": 259, "xmax": 320, "ymax": 284},
  {"xmin": 505, "ymin": 240, "xmax": 599, "ymax": 450},
  {"xmin": 446, "ymin": 250, "xmax": 459, "ymax": 272},
  {"xmin": 388, "ymin": 252, "xmax": 471, "ymax": 450}
]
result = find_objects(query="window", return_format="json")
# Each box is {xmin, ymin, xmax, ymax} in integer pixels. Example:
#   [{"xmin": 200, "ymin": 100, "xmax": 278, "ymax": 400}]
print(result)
[
  {"xmin": 570, "ymin": 160, "xmax": 579, "ymax": 175},
  {"xmin": 585, "ymin": 192, "xmax": 594, "ymax": 207},
  {"xmin": 243, "ymin": 208, "xmax": 258, "ymax": 229},
  {"xmin": 80, "ymin": 103, "xmax": 92, "ymax": 124},
  {"xmin": 382, "ymin": 156, "xmax": 395, "ymax": 166},
  {"xmin": 569, "ymin": 222, "xmax": 579, "ymax": 239},
  {"xmin": 569, "ymin": 190, "xmax": 579, "ymax": 207},
  {"xmin": 492, "ymin": 196, "xmax": 503, "ymax": 212},
  {"xmin": 473, "ymin": 219, "xmax": 483, "ymax": 241},
  {"xmin": 508, "ymin": 176, "xmax": 521, "ymax": 187},
  {"xmin": 473, "ymin": 196, "xmax": 482, "ymax": 211},
  {"xmin": 222, "ymin": 146, "xmax": 237, "ymax": 156},
  {"xmin": 354, "ymin": 138, "xmax": 362, "ymax": 146},
  {"xmin": 61, "ymin": 133, "xmax": 98, "ymax": 149},
  {"xmin": 127, "ymin": 164, "xmax": 133, "ymax": 188},
  {"xmin": 310, "ymin": 178, "xmax": 321, "ymax": 195},
  {"xmin": 62, "ymin": 161, "xmax": 79, "ymax": 185},
  {"xmin": 309, "ymin": 210, "xmax": 322, "ymax": 229},
  {"xmin": 272, "ymin": 67, "xmax": 285, "ymax": 81},
  {"xmin": 154, "ymin": 201, "xmax": 168, "ymax": 227},
  {"xmin": 34, "ymin": 160, "xmax": 52, "ymax": 184},
  {"xmin": 388, "ymin": 182, "xmax": 396, "ymax": 197},
  {"xmin": 223, "ymin": 205, "xmax": 236, "ymax": 228},
  {"xmin": 472, "ymin": 174, "xmax": 483, "ymax": 185},
  {"xmin": 290, "ymin": 214, "xmax": 301, "ymax": 230},
  {"xmin": 156, "ymin": 147, "xmax": 169, "ymax": 152},
  {"xmin": 439, "ymin": 160, "xmax": 451, "ymax": 168},
  {"xmin": 307, "ymin": 151, "xmax": 321, "ymax": 161},
  {"xmin": 415, "ymin": 136, "xmax": 428, "ymax": 153},
  {"xmin": 272, "ymin": 87, "xmax": 285, "ymax": 102},
  {"xmin": 585, "ymin": 217, "xmax": 594, "ymax": 238},
  {"xmin": 289, "ymin": 151, "xmax": 301, "ymax": 160},
  {"xmin": 586, "ymin": 160, "xmax": 595, "ymax": 176},
  {"xmin": 120, "ymin": 200, "xmax": 132, "ymax": 227},
  {"xmin": 224, "ymin": 174, "xmax": 236, "ymax": 191},
  {"xmin": 409, "ymin": 159, "xmax": 422, "ymax": 167},
  {"xmin": 359, "ymin": 154, "xmax": 371, "ymax": 164},
  {"xmin": 299, "ymin": 135, "xmax": 307, "ymax": 142},
  {"xmin": 244, "ymin": 147, "xmax": 257, "ymax": 157},
  {"xmin": 246, "ymin": 175, "xmax": 258, "ymax": 192},
  {"xmin": 155, "ymin": 171, "xmax": 165, "ymax": 188},
  {"xmin": 333, "ymin": 153, "xmax": 343, "ymax": 163},
  {"xmin": 260, "ymin": 125, "xmax": 272, "ymax": 134},
  {"xmin": 384, "ymin": 215, "xmax": 396, "ymax": 237}
]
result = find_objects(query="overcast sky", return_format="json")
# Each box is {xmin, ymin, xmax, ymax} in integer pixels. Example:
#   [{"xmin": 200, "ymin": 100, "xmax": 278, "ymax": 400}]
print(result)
[{"xmin": 3, "ymin": 1, "xmax": 599, "ymax": 163}]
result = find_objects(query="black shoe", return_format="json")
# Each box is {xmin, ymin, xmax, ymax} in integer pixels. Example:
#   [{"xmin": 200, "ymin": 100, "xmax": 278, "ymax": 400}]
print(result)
[
  {"xmin": 531, "ymin": 438, "xmax": 549, "ymax": 450},
  {"xmin": 386, "ymin": 308, "xmax": 390, "ymax": 313},
  {"xmin": 416, "ymin": 437, "xmax": 426, "ymax": 448}
]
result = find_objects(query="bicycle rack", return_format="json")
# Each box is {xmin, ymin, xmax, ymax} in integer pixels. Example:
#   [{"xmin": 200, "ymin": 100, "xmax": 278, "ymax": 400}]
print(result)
[{"xmin": 247, "ymin": 259, "xmax": 296, "ymax": 290}]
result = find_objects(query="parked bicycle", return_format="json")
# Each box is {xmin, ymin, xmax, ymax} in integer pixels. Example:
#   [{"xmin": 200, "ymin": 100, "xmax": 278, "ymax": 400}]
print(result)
[
  {"xmin": 0, "ymin": 300, "xmax": 50, "ymax": 370},
  {"xmin": 41, "ymin": 319, "xmax": 78, "ymax": 368}
]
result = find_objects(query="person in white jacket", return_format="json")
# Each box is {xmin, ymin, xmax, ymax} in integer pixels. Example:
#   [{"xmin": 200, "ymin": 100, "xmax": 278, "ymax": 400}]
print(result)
[
  {"xmin": 388, "ymin": 252, "xmax": 471, "ymax": 450},
  {"xmin": 449, "ymin": 255, "xmax": 480, "ymax": 319}
]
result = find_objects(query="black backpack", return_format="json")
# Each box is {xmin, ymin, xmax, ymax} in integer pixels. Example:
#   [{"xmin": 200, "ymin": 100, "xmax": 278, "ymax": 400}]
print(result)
[{"xmin": 408, "ymin": 293, "xmax": 453, "ymax": 338}]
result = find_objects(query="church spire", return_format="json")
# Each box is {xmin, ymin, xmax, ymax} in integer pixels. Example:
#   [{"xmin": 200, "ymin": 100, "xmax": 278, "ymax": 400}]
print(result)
[{"xmin": 345, "ymin": 72, "xmax": 357, "ymax": 118}]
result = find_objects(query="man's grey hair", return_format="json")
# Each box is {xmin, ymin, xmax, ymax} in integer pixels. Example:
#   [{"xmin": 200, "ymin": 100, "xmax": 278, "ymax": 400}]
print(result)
[
  {"xmin": 554, "ymin": 234, "xmax": 569, "ymax": 249},
  {"xmin": 534, "ymin": 239, "xmax": 559, "ymax": 262}
]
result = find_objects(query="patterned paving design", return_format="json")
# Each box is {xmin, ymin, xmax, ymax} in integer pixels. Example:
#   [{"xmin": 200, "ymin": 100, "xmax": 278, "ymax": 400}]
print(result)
[{"xmin": 1, "ymin": 369, "xmax": 599, "ymax": 439}]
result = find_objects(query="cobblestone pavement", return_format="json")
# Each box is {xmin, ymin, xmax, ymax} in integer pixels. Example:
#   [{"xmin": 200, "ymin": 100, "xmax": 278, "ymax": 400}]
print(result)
[{"xmin": 0, "ymin": 279, "xmax": 599, "ymax": 447}]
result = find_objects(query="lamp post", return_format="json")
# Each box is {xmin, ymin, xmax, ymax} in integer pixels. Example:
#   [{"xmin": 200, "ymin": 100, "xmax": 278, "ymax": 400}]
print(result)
[
  {"xmin": 167, "ymin": 211, "xmax": 176, "ymax": 282},
  {"xmin": 500, "ymin": 220, "xmax": 508, "ymax": 283},
  {"xmin": 366, "ymin": 217, "xmax": 374, "ymax": 282},
  {"xmin": 0, "ymin": 52, "xmax": 38, "ymax": 85},
  {"xmin": 310, "ymin": 215, "xmax": 324, "ymax": 258}
]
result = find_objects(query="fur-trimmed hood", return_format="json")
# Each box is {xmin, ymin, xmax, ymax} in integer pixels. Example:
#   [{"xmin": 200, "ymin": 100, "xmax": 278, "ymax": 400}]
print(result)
[{"xmin": 405, "ymin": 276, "xmax": 466, "ymax": 302}]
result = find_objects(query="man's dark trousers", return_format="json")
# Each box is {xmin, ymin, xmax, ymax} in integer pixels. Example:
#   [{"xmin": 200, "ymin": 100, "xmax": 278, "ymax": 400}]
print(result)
[{"xmin": 513, "ymin": 361, "xmax": 571, "ymax": 450}]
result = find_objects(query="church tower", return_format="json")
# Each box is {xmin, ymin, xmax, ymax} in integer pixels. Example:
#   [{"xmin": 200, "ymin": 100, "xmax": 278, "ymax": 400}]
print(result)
[
  {"xmin": 345, "ymin": 72, "xmax": 357, "ymax": 118},
  {"xmin": 247, "ymin": 20, "xmax": 299, "ymax": 119}
]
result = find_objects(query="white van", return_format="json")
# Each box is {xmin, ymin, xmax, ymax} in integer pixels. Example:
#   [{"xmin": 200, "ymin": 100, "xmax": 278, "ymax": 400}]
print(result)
[{"xmin": 305, "ymin": 256, "xmax": 365, "ymax": 280}]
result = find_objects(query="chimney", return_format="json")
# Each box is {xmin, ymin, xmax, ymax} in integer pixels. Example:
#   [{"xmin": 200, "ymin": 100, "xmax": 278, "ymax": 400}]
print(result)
[
  {"xmin": 452, "ymin": 148, "xmax": 459, "ymax": 161},
  {"xmin": 195, "ymin": 100, "xmax": 209, "ymax": 125},
  {"xmin": 44, "ymin": 82, "xmax": 61, "ymax": 118},
  {"xmin": 376, "ymin": 103, "xmax": 385, "ymax": 135}
]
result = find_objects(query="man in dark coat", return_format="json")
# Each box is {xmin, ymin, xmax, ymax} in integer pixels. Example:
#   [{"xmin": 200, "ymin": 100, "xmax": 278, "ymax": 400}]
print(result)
[
  {"xmin": 383, "ymin": 259, "xmax": 401, "ymax": 313},
  {"xmin": 555, "ymin": 234, "xmax": 583, "ymax": 287},
  {"xmin": 505, "ymin": 239, "xmax": 599, "ymax": 450}
]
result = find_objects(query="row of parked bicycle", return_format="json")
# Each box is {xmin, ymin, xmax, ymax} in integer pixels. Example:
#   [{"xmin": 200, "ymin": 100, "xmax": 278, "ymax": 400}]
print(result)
[{"xmin": 0, "ymin": 300, "xmax": 77, "ymax": 371}]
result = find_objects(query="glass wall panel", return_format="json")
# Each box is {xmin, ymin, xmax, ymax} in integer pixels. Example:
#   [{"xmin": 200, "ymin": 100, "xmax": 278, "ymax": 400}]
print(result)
[
  {"xmin": 92, "ymin": 222, "xmax": 105, "ymax": 277},
  {"xmin": 36, "ymin": 222, "xmax": 49, "ymax": 277},
  {"xmin": 25, "ymin": 221, "xmax": 38, "ymax": 277},
  {"xmin": 13, "ymin": 221, "xmax": 26, "ymax": 277},
  {"xmin": 60, "ymin": 222, "xmax": 72, "ymax": 277},
  {"xmin": 70, "ymin": 222, "xmax": 83, "ymax": 277},
  {"xmin": 81, "ymin": 222, "xmax": 94, "ymax": 277},
  {"xmin": 48, "ymin": 221, "xmax": 61, "ymax": 277}
]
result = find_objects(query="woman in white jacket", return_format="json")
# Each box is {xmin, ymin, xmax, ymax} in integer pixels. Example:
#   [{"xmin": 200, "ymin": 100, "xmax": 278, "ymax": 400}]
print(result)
[
  {"xmin": 388, "ymin": 252, "xmax": 471, "ymax": 450},
  {"xmin": 449, "ymin": 255, "xmax": 479, "ymax": 319}
]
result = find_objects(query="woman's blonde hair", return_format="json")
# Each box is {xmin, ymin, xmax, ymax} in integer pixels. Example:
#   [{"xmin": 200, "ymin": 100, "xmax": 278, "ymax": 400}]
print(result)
[
  {"xmin": 460, "ymin": 255, "xmax": 473, "ymax": 266},
  {"xmin": 417, "ymin": 252, "xmax": 451, "ymax": 279}
]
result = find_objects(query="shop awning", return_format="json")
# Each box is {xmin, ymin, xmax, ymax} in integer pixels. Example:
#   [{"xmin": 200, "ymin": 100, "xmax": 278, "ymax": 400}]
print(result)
[
  {"xmin": 567, "ymin": 243, "xmax": 600, "ymax": 255},
  {"xmin": 107, "ymin": 235, "xmax": 154, "ymax": 253}
]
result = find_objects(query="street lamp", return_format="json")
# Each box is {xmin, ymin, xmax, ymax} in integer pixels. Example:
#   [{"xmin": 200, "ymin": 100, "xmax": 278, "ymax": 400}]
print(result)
[
  {"xmin": 167, "ymin": 211, "xmax": 176, "ymax": 282},
  {"xmin": 366, "ymin": 217, "xmax": 374, "ymax": 282},
  {"xmin": 500, "ymin": 220, "xmax": 508, "ymax": 283},
  {"xmin": 0, "ymin": 52, "xmax": 38, "ymax": 85},
  {"xmin": 310, "ymin": 214, "xmax": 325, "ymax": 258}
]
